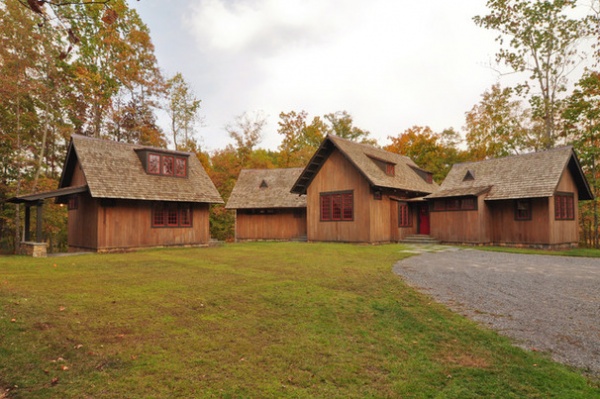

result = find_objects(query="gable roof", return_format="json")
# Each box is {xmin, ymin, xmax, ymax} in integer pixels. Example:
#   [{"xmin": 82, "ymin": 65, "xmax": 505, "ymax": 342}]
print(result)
[
  {"xmin": 428, "ymin": 146, "xmax": 593, "ymax": 201},
  {"xmin": 226, "ymin": 168, "xmax": 306, "ymax": 209},
  {"xmin": 59, "ymin": 134, "xmax": 223, "ymax": 204},
  {"xmin": 290, "ymin": 135, "xmax": 438, "ymax": 195}
]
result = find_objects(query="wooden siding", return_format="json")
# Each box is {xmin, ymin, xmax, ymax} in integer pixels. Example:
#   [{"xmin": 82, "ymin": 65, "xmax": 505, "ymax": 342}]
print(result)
[
  {"xmin": 430, "ymin": 206, "xmax": 482, "ymax": 243},
  {"xmin": 68, "ymin": 192, "xmax": 98, "ymax": 251},
  {"xmin": 306, "ymin": 149, "xmax": 372, "ymax": 242},
  {"xmin": 96, "ymin": 200, "xmax": 210, "ymax": 251},
  {"xmin": 549, "ymin": 167, "xmax": 579, "ymax": 245},
  {"xmin": 369, "ymin": 195, "xmax": 392, "ymax": 242},
  {"xmin": 390, "ymin": 201, "xmax": 418, "ymax": 241},
  {"xmin": 235, "ymin": 209, "xmax": 307, "ymax": 241},
  {"xmin": 488, "ymin": 198, "xmax": 550, "ymax": 244}
]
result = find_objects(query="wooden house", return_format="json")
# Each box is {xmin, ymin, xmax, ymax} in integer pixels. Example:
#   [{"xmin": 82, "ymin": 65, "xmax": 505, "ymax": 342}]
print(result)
[
  {"xmin": 290, "ymin": 135, "xmax": 438, "ymax": 243},
  {"xmin": 226, "ymin": 168, "xmax": 307, "ymax": 241},
  {"xmin": 11, "ymin": 135, "xmax": 223, "ymax": 253},
  {"xmin": 426, "ymin": 146, "xmax": 593, "ymax": 248}
]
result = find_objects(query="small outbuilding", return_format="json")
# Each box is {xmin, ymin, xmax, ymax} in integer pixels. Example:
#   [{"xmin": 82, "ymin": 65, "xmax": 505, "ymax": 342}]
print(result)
[
  {"xmin": 426, "ymin": 146, "xmax": 593, "ymax": 248},
  {"xmin": 10, "ymin": 134, "xmax": 223, "ymax": 253},
  {"xmin": 226, "ymin": 168, "xmax": 307, "ymax": 241},
  {"xmin": 290, "ymin": 135, "xmax": 438, "ymax": 243}
]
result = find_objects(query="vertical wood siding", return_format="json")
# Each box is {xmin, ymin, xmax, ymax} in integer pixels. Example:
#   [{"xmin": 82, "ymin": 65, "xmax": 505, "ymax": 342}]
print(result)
[
  {"xmin": 235, "ymin": 209, "xmax": 307, "ymax": 240},
  {"xmin": 306, "ymin": 150, "xmax": 372, "ymax": 242},
  {"xmin": 549, "ymin": 167, "xmax": 579, "ymax": 245}
]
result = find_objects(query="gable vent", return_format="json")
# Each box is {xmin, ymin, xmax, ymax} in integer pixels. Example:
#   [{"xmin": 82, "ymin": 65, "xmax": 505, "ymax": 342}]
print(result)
[
  {"xmin": 463, "ymin": 170, "xmax": 475, "ymax": 181},
  {"xmin": 259, "ymin": 179, "xmax": 268, "ymax": 188}
]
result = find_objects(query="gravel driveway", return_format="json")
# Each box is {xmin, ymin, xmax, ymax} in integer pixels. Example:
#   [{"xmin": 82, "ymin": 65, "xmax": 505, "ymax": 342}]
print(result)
[{"xmin": 393, "ymin": 248, "xmax": 600, "ymax": 376}]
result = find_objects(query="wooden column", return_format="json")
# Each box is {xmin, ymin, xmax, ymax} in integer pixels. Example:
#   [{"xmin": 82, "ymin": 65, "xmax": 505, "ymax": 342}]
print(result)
[
  {"xmin": 36, "ymin": 200, "xmax": 43, "ymax": 242},
  {"xmin": 24, "ymin": 204, "xmax": 31, "ymax": 241}
]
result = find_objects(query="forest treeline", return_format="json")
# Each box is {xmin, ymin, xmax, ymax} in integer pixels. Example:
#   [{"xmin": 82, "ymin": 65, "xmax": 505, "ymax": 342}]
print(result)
[{"xmin": 1, "ymin": 0, "xmax": 599, "ymax": 251}]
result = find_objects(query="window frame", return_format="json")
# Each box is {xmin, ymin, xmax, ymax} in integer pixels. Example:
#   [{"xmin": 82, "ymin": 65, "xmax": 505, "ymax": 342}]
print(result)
[
  {"xmin": 146, "ymin": 153, "xmax": 188, "ymax": 178},
  {"xmin": 430, "ymin": 197, "xmax": 478, "ymax": 212},
  {"xmin": 152, "ymin": 203, "xmax": 194, "ymax": 228},
  {"xmin": 555, "ymin": 193, "xmax": 575, "ymax": 220},
  {"xmin": 398, "ymin": 202, "xmax": 412, "ymax": 227},
  {"xmin": 514, "ymin": 199, "xmax": 532, "ymax": 221},
  {"xmin": 320, "ymin": 191, "xmax": 354, "ymax": 222}
]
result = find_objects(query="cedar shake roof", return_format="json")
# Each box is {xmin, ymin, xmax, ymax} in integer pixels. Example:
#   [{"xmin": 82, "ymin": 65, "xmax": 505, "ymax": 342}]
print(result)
[
  {"xmin": 428, "ymin": 146, "xmax": 593, "ymax": 201},
  {"xmin": 290, "ymin": 135, "xmax": 438, "ymax": 195},
  {"xmin": 226, "ymin": 168, "xmax": 306, "ymax": 209},
  {"xmin": 59, "ymin": 134, "xmax": 223, "ymax": 204}
]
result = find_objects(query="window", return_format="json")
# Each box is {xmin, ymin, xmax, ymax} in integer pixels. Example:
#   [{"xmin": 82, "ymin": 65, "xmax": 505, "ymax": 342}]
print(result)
[
  {"xmin": 398, "ymin": 203, "xmax": 411, "ymax": 227},
  {"xmin": 555, "ymin": 193, "xmax": 574, "ymax": 220},
  {"xmin": 148, "ymin": 154, "xmax": 161, "ymax": 174},
  {"xmin": 152, "ymin": 203, "xmax": 193, "ymax": 227},
  {"xmin": 446, "ymin": 199, "xmax": 460, "ymax": 211},
  {"xmin": 147, "ymin": 153, "xmax": 187, "ymax": 177},
  {"xmin": 461, "ymin": 197, "xmax": 476, "ymax": 210},
  {"xmin": 385, "ymin": 163, "xmax": 395, "ymax": 176},
  {"xmin": 175, "ymin": 158, "xmax": 187, "ymax": 177},
  {"xmin": 320, "ymin": 191, "xmax": 353, "ymax": 221},
  {"xmin": 515, "ymin": 199, "xmax": 531, "ymax": 221},
  {"xmin": 431, "ymin": 197, "xmax": 477, "ymax": 212},
  {"xmin": 68, "ymin": 196, "xmax": 78, "ymax": 210}
]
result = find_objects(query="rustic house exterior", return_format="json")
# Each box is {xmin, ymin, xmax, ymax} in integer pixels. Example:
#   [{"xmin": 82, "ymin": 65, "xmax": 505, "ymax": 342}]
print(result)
[
  {"xmin": 15, "ymin": 134, "xmax": 223, "ymax": 252},
  {"xmin": 426, "ymin": 146, "xmax": 593, "ymax": 248},
  {"xmin": 226, "ymin": 168, "xmax": 307, "ymax": 241},
  {"xmin": 290, "ymin": 135, "xmax": 438, "ymax": 243}
]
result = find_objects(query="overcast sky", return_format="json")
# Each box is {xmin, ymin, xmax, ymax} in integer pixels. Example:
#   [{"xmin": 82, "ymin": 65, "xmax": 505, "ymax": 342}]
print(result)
[{"xmin": 132, "ymin": 1, "xmax": 502, "ymax": 152}]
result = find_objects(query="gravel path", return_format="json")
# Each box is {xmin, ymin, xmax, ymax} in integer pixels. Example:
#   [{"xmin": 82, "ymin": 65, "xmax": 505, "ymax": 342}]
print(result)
[{"xmin": 392, "ymin": 248, "xmax": 600, "ymax": 376}]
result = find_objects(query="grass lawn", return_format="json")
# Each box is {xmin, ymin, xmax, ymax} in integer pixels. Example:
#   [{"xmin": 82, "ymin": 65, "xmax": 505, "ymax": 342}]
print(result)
[{"xmin": 1, "ymin": 242, "xmax": 598, "ymax": 398}]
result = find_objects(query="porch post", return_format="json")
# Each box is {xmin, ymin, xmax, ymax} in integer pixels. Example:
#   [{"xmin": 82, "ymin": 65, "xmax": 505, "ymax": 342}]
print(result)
[
  {"xmin": 36, "ymin": 200, "xmax": 43, "ymax": 243},
  {"xmin": 24, "ymin": 204, "xmax": 31, "ymax": 241}
]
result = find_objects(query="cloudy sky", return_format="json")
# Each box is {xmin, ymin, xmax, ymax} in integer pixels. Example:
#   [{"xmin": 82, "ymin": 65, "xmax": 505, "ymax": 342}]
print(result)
[{"xmin": 131, "ymin": 1, "xmax": 501, "ymax": 151}]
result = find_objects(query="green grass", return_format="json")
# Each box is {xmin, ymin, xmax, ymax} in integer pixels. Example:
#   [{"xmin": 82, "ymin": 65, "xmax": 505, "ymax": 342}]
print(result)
[{"xmin": 1, "ymin": 242, "xmax": 598, "ymax": 398}]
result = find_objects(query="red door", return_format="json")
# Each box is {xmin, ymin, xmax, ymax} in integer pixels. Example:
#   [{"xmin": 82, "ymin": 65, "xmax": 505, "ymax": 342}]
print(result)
[{"xmin": 418, "ymin": 205, "xmax": 430, "ymax": 235}]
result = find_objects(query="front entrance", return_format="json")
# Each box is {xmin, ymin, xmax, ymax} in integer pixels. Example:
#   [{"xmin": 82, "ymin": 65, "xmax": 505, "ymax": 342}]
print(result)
[{"xmin": 418, "ymin": 204, "xmax": 430, "ymax": 235}]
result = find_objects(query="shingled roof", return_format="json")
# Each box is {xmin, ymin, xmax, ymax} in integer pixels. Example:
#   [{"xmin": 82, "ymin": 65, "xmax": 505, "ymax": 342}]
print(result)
[
  {"xmin": 290, "ymin": 135, "xmax": 438, "ymax": 195},
  {"xmin": 226, "ymin": 168, "xmax": 306, "ymax": 209},
  {"xmin": 59, "ymin": 135, "xmax": 223, "ymax": 204},
  {"xmin": 428, "ymin": 146, "xmax": 593, "ymax": 201}
]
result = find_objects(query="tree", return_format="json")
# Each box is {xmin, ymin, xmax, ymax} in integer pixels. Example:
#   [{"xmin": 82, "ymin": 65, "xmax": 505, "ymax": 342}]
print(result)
[
  {"xmin": 385, "ymin": 126, "xmax": 468, "ymax": 182},
  {"xmin": 324, "ymin": 111, "xmax": 376, "ymax": 145},
  {"xmin": 166, "ymin": 72, "xmax": 202, "ymax": 150},
  {"xmin": 474, "ymin": 0, "xmax": 595, "ymax": 148},
  {"xmin": 277, "ymin": 110, "xmax": 326, "ymax": 167},
  {"xmin": 563, "ymin": 71, "xmax": 600, "ymax": 247},
  {"xmin": 465, "ymin": 84, "xmax": 533, "ymax": 160}
]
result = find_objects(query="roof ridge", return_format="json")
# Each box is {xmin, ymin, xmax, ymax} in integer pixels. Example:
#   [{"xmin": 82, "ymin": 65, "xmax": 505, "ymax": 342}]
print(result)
[{"xmin": 452, "ymin": 145, "xmax": 574, "ymax": 167}]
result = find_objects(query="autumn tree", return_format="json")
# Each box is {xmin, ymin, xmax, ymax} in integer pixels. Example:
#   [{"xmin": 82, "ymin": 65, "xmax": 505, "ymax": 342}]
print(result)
[
  {"xmin": 465, "ymin": 84, "xmax": 536, "ymax": 159},
  {"xmin": 385, "ymin": 126, "xmax": 467, "ymax": 182},
  {"xmin": 563, "ymin": 71, "xmax": 600, "ymax": 247},
  {"xmin": 277, "ymin": 110, "xmax": 326, "ymax": 167},
  {"xmin": 166, "ymin": 72, "xmax": 202, "ymax": 151},
  {"xmin": 324, "ymin": 111, "xmax": 376, "ymax": 145},
  {"xmin": 474, "ymin": 0, "xmax": 595, "ymax": 148}
]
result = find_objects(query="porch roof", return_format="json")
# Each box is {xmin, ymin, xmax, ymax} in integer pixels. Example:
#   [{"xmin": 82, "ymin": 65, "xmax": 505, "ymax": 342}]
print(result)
[{"xmin": 5, "ymin": 185, "xmax": 89, "ymax": 204}]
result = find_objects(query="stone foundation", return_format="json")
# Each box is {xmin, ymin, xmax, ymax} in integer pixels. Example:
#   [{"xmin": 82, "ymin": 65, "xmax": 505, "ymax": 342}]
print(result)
[{"xmin": 19, "ymin": 242, "xmax": 48, "ymax": 258}]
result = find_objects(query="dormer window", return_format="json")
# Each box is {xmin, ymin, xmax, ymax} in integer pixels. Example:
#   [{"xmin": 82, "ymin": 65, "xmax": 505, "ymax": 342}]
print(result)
[
  {"xmin": 385, "ymin": 163, "xmax": 395, "ymax": 176},
  {"xmin": 463, "ymin": 170, "xmax": 475, "ymax": 181},
  {"xmin": 143, "ymin": 151, "xmax": 188, "ymax": 177}
]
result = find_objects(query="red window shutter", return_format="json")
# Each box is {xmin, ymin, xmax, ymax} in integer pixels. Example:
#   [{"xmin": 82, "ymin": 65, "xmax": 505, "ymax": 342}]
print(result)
[
  {"xmin": 320, "ymin": 195, "xmax": 331, "ymax": 221},
  {"xmin": 332, "ymin": 194, "xmax": 342, "ymax": 220},
  {"xmin": 567, "ymin": 196, "xmax": 574, "ymax": 219},
  {"xmin": 342, "ymin": 193, "xmax": 353, "ymax": 220}
]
